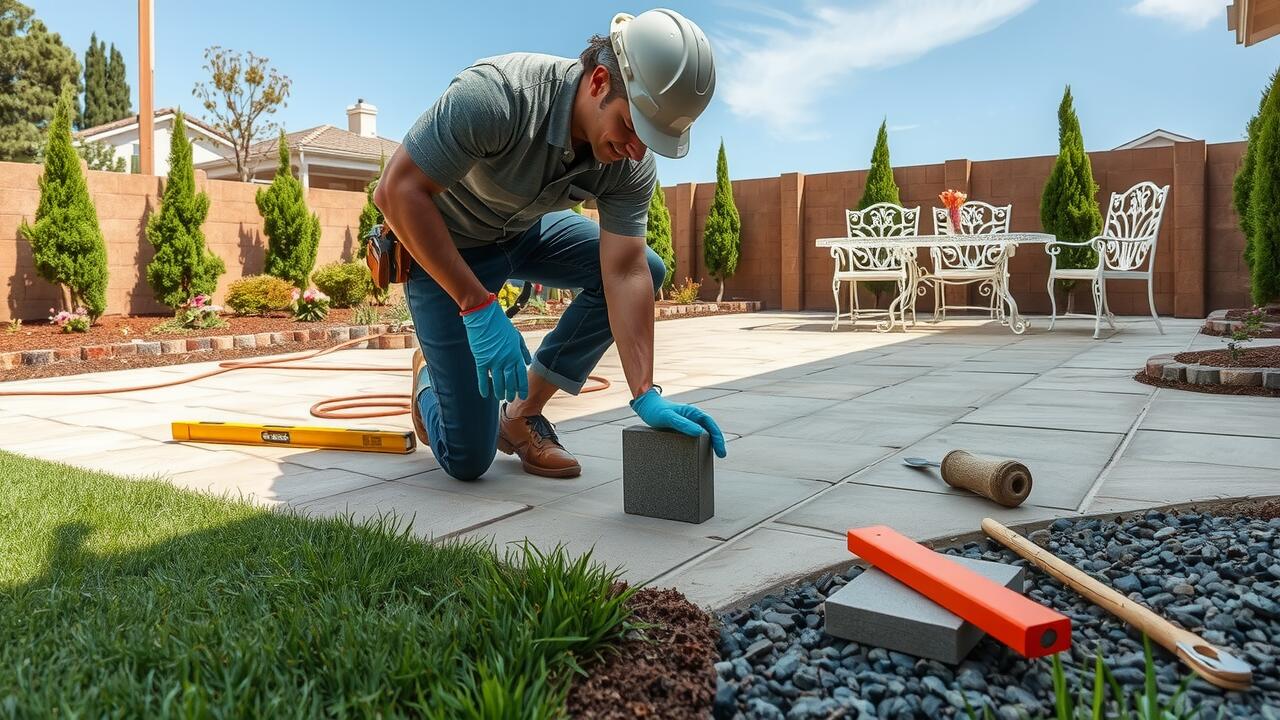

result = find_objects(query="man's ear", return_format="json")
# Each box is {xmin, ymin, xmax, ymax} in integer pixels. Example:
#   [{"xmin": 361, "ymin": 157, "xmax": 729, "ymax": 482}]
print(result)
[{"xmin": 589, "ymin": 65, "xmax": 612, "ymax": 99}]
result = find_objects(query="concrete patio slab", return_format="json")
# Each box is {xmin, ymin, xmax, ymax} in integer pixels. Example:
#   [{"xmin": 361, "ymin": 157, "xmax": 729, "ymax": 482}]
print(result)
[
  {"xmin": 462, "ymin": 507, "xmax": 720, "ymax": 583},
  {"xmin": 1095, "ymin": 457, "xmax": 1280, "ymax": 504},
  {"xmin": 760, "ymin": 401, "xmax": 973, "ymax": 448},
  {"xmin": 1124, "ymin": 430, "xmax": 1280, "ymax": 470},
  {"xmin": 961, "ymin": 387, "xmax": 1148, "ymax": 434},
  {"xmin": 297, "ymin": 480, "xmax": 530, "ymax": 539},
  {"xmin": 1021, "ymin": 367, "xmax": 1155, "ymax": 395},
  {"xmin": 651, "ymin": 525, "xmax": 851, "ymax": 609},
  {"xmin": 853, "ymin": 369, "xmax": 1032, "ymax": 407},
  {"xmin": 853, "ymin": 424, "xmax": 1124, "ymax": 511},
  {"xmin": 719, "ymin": 434, "xmax": 895, "ymax": 483},
  {"xmin": 545, "ymin": 468, "xmax": 827, "ymax": 541},
  {"xmin": 397, "ymin": 453, "xmax": 622, "ymax": 506},
  {"xmin": 1140, "ymin": 395, "xmax": 1280, "ymax": 438},
  {"xmin": 163, "ymin": 456, "xmax": 387, "ymax": 507},
  {"xmin": 4, "ymin": 311, "xmax": 1274, "ymax": 611},
  {"xmin": 775, "ymin": 483, "xmax": 1063, "ymax": 540}
]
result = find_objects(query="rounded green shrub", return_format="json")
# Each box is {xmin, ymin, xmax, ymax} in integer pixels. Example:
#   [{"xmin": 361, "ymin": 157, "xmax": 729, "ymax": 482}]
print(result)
[
  {"xmin": 311, "ymin": 260, "xmax": 374, "ymax": 308},
  {"xmin": 225, "ymin": 274, "xmax": 295, "ymax": 315}
]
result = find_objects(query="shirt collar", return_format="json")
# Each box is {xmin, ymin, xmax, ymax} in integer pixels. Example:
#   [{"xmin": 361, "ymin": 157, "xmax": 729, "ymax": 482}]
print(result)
[
  {"xmin": 548, "ymin": 60, "xmax": 582, "ymax": 151},
  {"xmin": 548, "ymin": 61, "xmax": 605, "ymax": 171}
]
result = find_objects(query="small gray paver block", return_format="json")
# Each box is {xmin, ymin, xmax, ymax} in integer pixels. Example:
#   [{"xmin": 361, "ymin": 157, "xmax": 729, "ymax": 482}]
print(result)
[
  {"xmin": 135, "ymin": 341, "xmax": 162, "ymax": 356},
  {"xmin": 1186, "ymin": 365, "xmax": 1221, "ymax": 385},
  {"xmin": 21, "ymin": 350, "xmax": 54, "ymax": 365},
  {"xmin": 232, "ymin": 335, "xmax": 256, "ymax": 349},
  {"xmin": 328, "ymin": 327, "xmax": 351, "ymax": 341},
  {"xmin": 1219, "ymin": 368, "xmax": 1263, "ymax": 387},
  {"xmin": 1161, "ymin": 363, "xmax": 1186, "ymax": 382},
  {"xmin": 348, "ymin": 325, "xmax": 369, "ymax": 340},
  {"xmin": 622, "ymin": 425, "xmax": 713, "ymax": 524},
  {"xmin": 824, "ymin": 554, "xmax": 1025, "ymax": 665},
  {"xmin": 1265, "ymin": 370, "xmax": 1280, "ymax": 390}
]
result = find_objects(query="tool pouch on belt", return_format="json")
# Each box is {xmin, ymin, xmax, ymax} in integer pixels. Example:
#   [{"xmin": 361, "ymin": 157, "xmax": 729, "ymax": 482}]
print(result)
[{"xmin": 366, "ymin": 224, "xmax": 411, "ymax": 289}]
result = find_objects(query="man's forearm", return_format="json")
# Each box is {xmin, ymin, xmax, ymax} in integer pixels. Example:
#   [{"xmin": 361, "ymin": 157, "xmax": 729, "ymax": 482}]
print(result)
[{"xmin": 601, "ymin": 244, "xmax": 656, "ymax": 399}]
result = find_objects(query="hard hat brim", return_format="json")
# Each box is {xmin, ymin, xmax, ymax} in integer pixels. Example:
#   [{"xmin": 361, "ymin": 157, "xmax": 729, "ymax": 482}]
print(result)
[{"xmin": 630, "ymin": 107, "xmax": 689, "ymax": 159}]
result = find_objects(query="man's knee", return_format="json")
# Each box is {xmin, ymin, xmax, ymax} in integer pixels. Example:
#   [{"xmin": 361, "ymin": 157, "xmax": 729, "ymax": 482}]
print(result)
[
  {"xmin": 645, "ymin": 248, "xmax": 667, "ymax": 294},
  {"xmin": 439, "ymin": 444, "xmax": 496, "ymax": 482}
]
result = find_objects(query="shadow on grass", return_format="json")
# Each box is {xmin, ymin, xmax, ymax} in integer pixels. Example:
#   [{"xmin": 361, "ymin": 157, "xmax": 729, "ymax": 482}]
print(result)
[{"xmin": 0, "ymin": 457, "xmax": 632, "ymax": 718}]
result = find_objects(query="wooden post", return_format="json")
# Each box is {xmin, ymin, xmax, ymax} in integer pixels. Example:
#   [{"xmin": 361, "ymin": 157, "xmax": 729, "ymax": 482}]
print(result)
[{"xmin": 138, "ymin": 0, "xmax": 154, "ymax": 175}]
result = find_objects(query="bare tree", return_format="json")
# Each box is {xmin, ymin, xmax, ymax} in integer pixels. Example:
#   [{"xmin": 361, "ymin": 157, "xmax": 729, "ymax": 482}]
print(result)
[{"xmin": 192, "ymin": 46, "xmax": 290, "ymax": 182}]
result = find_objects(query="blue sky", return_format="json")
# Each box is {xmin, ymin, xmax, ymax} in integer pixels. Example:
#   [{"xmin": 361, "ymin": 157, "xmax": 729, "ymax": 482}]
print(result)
[{"xmin": 28, "ymin": 0, "xmax": 1280, "ymax": 185}]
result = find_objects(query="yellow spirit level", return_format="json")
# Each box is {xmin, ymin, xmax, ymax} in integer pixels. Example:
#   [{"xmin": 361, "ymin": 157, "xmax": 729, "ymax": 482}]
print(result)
[{"xmin": 172, "ymin": 421, "xmax": 416, "ymax": 454}]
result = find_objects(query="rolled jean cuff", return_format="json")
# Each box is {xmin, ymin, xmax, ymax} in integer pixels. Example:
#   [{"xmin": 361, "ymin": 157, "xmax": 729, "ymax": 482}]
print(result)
[{"xmin": 529, "ymin": 358, "xmax": 585, "ymax": 395}]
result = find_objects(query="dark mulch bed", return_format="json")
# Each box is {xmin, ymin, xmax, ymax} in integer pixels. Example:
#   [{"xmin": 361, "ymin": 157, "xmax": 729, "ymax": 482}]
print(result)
[
  {"xmin": 567, "ymin": 586, "xmax": 718, "ymax": 719},
  {"xmin": 1224, "ymin": 308, "xmax": 1280, "ymax": 321},
  {"xmin": 1174, "ymin": 346, "xmax": 1280, "ymax": 369},
  {"xmin": 1200, "ymin": 307, "xmax": 1280, "ymax": 338},
  {"xmin": 0, "ymin": 309, "xmax": 367, "ymax": 353},
  {"xmin": 1, "ymin": 302, "xmax": 755, "ymax": 384},
  {"xmin": 0, "ymin": 337, "xmax": 375, "ymax": 384},
  {"xmin": 1132, "ymin": 371, "xmax": 1280, "ymax": 398},
  {"xmin": 1213, "ymin": 498, "xmax": 1280, "ymax": 521}
]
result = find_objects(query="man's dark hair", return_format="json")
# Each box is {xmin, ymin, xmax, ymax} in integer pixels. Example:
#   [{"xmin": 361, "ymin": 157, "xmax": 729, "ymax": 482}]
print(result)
[{"xmin": 580, "ymin": 34, "xmax": 627, "ymax": 105}]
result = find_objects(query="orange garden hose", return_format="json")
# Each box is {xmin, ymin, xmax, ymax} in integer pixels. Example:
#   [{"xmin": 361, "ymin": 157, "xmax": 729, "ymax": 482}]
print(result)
[{"xmin": 0, "ymin": 333, "xmax": 612, "ymax": 420}]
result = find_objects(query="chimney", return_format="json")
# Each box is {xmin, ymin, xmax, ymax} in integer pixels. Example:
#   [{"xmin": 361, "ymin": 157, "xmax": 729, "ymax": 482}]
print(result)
[{"xmin": 346, "ymin": 98, "xmax": 377, "ymax": 138}]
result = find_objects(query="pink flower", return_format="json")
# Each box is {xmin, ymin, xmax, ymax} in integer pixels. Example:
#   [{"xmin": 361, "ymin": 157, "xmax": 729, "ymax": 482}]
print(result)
[{"xmin": 291, "ymin": 288, "xmax": 302, "ymax": 302}]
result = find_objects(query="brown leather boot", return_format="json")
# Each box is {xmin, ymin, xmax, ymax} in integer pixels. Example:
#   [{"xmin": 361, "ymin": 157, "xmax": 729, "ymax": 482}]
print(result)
[
  {"xmin": 497, "ymin": 404, "xmax": 581, "ymax": 478},
  {"xmin": 410, "ymin": 349, "xmax": 430, "ymax": 445}
]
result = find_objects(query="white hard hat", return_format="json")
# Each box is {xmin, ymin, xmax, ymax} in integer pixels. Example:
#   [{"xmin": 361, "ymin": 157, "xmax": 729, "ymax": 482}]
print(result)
[{"xmin": 609, "ymin": 9, "xmax": 716, "ymax": 159}]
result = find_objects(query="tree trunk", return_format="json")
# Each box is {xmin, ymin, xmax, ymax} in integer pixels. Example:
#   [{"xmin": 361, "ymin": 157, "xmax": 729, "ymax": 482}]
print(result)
[{"xmin": 716, "ymin": 280, "xmax": 724, "ymax": 302}]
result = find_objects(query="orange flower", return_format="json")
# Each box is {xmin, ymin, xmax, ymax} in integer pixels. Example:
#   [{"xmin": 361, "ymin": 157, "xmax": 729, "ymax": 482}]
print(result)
[{"xmin": 938, "ymin": 189, "xmax": 967, "ymax": 210}]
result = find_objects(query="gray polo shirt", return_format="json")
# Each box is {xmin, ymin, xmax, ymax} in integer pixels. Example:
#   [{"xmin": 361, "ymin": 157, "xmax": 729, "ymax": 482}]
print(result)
[{"xmin": 402, "ymin": 53, "xmax": 657, "ymax": 248}]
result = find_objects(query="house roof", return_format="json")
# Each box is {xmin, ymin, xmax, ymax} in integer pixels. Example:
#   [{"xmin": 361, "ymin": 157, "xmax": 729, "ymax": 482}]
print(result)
[
  {"xmin": 75, "ymin": 108, "xmax": 231, "ymax": 144},
  {"xmin": 247, "ymin": 125, "xmax": 399, "ymax": 161},
  {"xmin": 1113, "ymin": 128, "xmax": 1196, "ymax": 150}
]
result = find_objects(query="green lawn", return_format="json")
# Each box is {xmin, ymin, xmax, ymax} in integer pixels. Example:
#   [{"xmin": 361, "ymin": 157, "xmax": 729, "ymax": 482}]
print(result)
[{"xmin": 0, "ymin": 450, "xmax": 633, "ymax": 718}]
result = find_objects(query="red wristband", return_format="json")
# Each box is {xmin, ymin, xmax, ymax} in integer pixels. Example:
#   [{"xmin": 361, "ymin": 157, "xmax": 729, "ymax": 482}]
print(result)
[{"xmin": 459, "ymin": 292, "xmax": 497, "ymax": 317}]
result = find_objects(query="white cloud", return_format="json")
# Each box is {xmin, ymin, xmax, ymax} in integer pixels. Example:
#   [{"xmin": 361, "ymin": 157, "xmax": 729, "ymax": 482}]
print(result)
[
  {"xmin": 1128, "ymin": 0, "xmax": 1221, "ymax": 30},
  {"xmin": 716, "ymin": 0, "xmax": 1035, "ymax": 135},
  {"xmin": 887, "ymin": 123, "xmax": 921, "ymax": 132}
]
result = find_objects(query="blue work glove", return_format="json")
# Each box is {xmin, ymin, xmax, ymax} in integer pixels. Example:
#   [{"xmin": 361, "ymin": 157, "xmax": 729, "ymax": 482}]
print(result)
[
  {"xmin": 462, "ymin": 299, "xmax": 531, "ymax": 403},
  {"xmin": 630, "ymin": 387, "xmax": 727, "ymax": 458}
]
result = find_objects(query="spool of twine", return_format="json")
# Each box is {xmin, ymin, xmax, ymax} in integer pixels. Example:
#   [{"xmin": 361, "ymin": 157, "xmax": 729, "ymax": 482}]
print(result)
[{"xmin": 940, "ymin": 450, "xmax": 1033, "ymax": 508}]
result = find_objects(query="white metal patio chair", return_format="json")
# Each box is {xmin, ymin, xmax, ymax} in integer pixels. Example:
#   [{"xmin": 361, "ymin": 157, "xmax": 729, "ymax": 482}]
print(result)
[
  {"xmin": 829, "ymin": 202, "xmax": 920, "ymax": 330},
  {"xmin": 925, "ymin": 201, "xmax": 1012, "ymax": 322},
  {"xmin": 1045, "ymin": 181, "xmax": 1170, "ymax": 338}
]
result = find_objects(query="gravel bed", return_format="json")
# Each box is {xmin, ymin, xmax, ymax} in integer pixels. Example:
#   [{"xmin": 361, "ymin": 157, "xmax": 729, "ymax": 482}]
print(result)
[{"xmin": 714, "ymin": 508, "xmax": 1280, "ymax": 719}]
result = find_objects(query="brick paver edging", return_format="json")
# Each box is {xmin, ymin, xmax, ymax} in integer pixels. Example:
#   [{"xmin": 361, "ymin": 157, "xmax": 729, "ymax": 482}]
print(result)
[
  {"xmin": 1201, "ymin": 308, "xmax": 1280, "ymax": 336},
  {"xmin": 1144, "ymin": 353, "xmax": 1280, "ymax": 389},
  {"xmin": 1, "ymin": 301, "xmax": 763, "ymax": 369}
]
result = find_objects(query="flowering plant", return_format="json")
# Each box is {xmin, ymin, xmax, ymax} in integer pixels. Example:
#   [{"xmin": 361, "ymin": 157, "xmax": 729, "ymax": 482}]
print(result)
[
  {"xmin": 48, "ymin": 306, "xmax": 90, "ymax": 333},
  {"xmin": 176, "ymin": 294, "xmax": 226, "ymax": 329},
  {"xmin": 292, "ymin": 287, "xmax": 330, "ymax": 322},
  {"xmin": 1225, "ymin": 306, "xmax": 1267, "ymax": 363},
  {"xmin": 939, "ymin": 189, "xmax": 968, "ymax": 235}
]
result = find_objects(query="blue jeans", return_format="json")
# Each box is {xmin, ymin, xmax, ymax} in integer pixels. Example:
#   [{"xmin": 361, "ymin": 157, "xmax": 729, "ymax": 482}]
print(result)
[{"xmin": 406, "ymin": 210, "xmax": 666, "ymax": 481}]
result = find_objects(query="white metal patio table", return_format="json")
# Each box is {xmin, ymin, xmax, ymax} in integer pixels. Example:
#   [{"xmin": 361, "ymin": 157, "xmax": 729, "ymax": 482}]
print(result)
[{"xmin": 816, "ymin": 233, "xmax": 1056, "ymax": 334}]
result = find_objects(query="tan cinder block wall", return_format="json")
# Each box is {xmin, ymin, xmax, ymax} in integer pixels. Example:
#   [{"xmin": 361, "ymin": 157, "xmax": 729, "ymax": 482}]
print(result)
[
  {"xmin": 1206, "ymin": 141, "xmax": 1250, "ymax": 311},
  {"xmin": 664, "ymin": 141, "xmax": 1248, "ymax": 318},
  {"xmin": 1, "ymin": 160, "xmax": 366, "ymax": 322},
  {"xmin": 1, "ymin": 141, "xmax": 1252, "ymax": 322}
]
